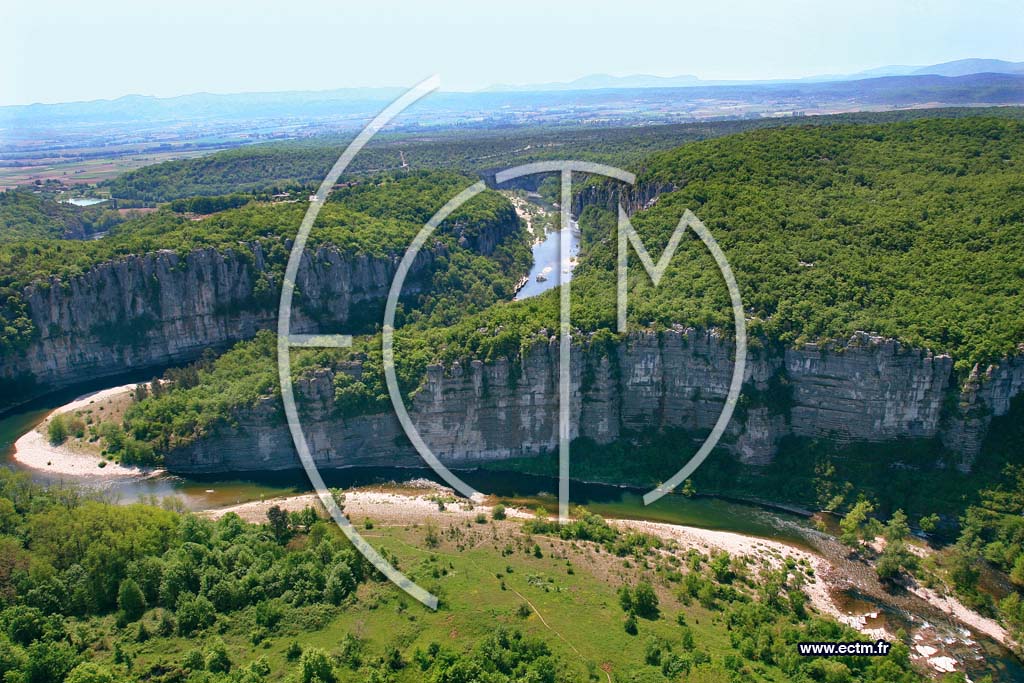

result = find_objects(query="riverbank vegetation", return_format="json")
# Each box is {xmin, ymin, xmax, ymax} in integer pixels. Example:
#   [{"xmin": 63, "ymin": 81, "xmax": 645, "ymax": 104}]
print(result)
[{"xmin": 0, "ymin": 468, "xmax": 930, "ymax": 682}]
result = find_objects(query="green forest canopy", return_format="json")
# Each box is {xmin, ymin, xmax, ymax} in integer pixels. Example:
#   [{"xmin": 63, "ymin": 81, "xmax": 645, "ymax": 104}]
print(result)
[{"xmin": 115, "ymin": 117, "xmax": 1024, "ymax": 460}]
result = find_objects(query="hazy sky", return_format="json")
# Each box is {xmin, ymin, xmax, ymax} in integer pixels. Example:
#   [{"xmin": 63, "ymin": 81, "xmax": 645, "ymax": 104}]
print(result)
[{"xmin": 3, "ymin": 0, "xmax": 1023, "ymax": 105}]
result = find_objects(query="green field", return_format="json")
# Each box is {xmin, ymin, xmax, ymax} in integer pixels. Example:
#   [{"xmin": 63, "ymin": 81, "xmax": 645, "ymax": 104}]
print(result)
[{"xmin": 0, "ymin": 464, "xmax": 925, "ymax": 682}]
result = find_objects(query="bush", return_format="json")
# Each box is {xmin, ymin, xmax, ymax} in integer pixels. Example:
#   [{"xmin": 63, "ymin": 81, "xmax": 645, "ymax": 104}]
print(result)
[
  {"xmin": 176, "ymin": 594, "xmax": 215, "ymax": 635},
  {"xmin": 286, "ymin": 641, "xmax": 303, "ymax": 661},
  {"xmin": 182, "ymin": 649, "xmax": 204, "ymax": 671},
  {"xmin": 205, "ymin": 639, "xmax": 231, "ymax": 674},
  {"xmin": 492, "ymin": 504, "xmax": 506, "ymax": 520},
  {"xmin": 47, "ymin": 415, "xmax": 69, "ymax": 445},
  {"xmin": 117, "ymin": 578, "xmax": 146, "ymax": 622},
  {"xmin": 298, "ymin": 647, "xmax": 335, "ymax": 683}
]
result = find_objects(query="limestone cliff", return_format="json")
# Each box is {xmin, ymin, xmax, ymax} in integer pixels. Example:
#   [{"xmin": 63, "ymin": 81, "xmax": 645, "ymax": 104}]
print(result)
[
  {"xmin": 0, "ymin": 204, "xmax": 522, "ymax": 402},
  {"xmin": 0, "ymin": 243, "xmax": 439, "ymax": 398},
  {"xmin": 165, "ymin": 329, "xmax": 1024, "ymax": 474}
]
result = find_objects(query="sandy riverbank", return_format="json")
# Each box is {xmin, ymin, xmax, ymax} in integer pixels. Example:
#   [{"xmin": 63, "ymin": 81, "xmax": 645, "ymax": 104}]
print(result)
[
  {"xmin": 203, "ymin": 486, "xmax": 1018, "ymax": 673},
  {"xmin": 205, "ymin": 489, "xmax": 852, "ymax": 628},
  {"xmin": 612, "ymin": 518, "xmax": 847, "ymax": 629},
  {"xmin": 11, "ymin": 383, "xmax": 159, "ymax": 478}
]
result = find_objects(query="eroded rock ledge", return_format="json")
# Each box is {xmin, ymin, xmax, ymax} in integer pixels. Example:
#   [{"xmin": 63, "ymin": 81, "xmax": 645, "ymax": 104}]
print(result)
[{"xmin": 166, "ymin": 329, "xmax": 1024, "ymax": 474}]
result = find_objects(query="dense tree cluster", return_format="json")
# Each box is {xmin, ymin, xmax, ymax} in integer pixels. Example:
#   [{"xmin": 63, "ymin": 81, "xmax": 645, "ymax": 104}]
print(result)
[
  {"xmin": 949, "ymin": 465, "xmax": 1024, "ymax": 644},
  {"xmin": 0, "ymin": 171, "xmax": 529, "ymax": 357},
  {"xmin": 595, "ymin": 116, "xmax": 1024, "ymax": 369},
  {"xmin": 0, "ymin": 191, "xmax": 124, "ymax": 242},
  {"xmin": 0, "ymin": 468, "xmax": 383, "ymax": 683}
]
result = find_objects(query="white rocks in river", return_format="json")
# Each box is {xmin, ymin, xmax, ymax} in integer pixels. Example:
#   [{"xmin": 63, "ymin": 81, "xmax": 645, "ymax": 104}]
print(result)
[{"xmin": 928, "ymin": 656, "xmax": 958, "ymax": 673}]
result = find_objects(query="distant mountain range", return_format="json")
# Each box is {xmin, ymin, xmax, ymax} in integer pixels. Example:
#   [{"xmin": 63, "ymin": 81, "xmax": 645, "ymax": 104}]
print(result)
[
  {"xmin": 484, "ymin": 58, "xmax": 1024, "ymax": 92},
  {"xmin": 2, "ymin": 62, "xmax": 1022, "ymax": 155}
]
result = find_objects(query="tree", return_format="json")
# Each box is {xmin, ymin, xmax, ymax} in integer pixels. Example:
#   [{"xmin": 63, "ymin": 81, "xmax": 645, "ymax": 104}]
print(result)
[
  {"xmin": 325, "ymin": 563, "xmax": 356, "ymax": 605},
  {"xmin": 66, "ymin": 662, "xmax": 117, "ymax": 683},
  {"xmin": 876, "ymin": 541, "xmax": 917, "ymax": 581},
  {"xmin": 5, "ymin": 606, "xmax": 46, "ymax": 646},
  {"xmin": 117, "ymin": 578, "xmax": 146, "ymax": 622},
  {"xmin": 839, "ymin": 499, "xmax": 876, "ymax": 549},
  {"xmin": 884, "ymin": 509, "xmax": 910, "ymax": 543},
  {"xmin": 1011, "ymin": 555, "xmax": 1024, "ymax": 588},
  {"xmin": 25, "ymin": 641, "xmax": 78, "ymax": 683},
  {"xmin": 267, "ymin": 505, "xmax": 290, "ymax": 544},
  {"xmin": 918, "ymin": 513, "xmax": 940, "ymax": 535},
  {"xmin": 176, "ymin": 594, "xmax": 215, "ymax": 635},
  {"xmin": 633, "ymin": 581, "xmax": 659, "ymax": 619},
  {"xmin": 298, "ymin": 647, "xmax": 336, "ymax": 683}
]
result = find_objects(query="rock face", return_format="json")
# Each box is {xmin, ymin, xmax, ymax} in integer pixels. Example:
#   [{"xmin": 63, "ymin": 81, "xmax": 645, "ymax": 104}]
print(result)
[
  {"xmin": 165, "ymin": 329, "xmax": 1024, "ymax": 474},
  {"xmin": 572, "ymin": 180, "xmax": 677, "ymax": 216},
  {"xmin": 941, "ymin": 355, "xmax": 1024, "ymax": 470},
  {"xmin": 1, "ymin": 208, "xmax": 522, "ymax": 402},
  {"xmin": 0, "ymin": 243, "xmax": 440, "ymax": 398}
]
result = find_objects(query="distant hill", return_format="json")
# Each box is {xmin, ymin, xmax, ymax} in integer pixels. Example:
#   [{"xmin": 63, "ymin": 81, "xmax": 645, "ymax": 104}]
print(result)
[
  {"xmin": 912, "ymin": 58, "xmax": 1024, "ymax": 77},
  {"xmin": 487, "ymin": 58, "xmax": 1024, "ymax": 92},
  {"xmin": 486, "ymin": 73, "xmax": 703, "ymax": 92}
]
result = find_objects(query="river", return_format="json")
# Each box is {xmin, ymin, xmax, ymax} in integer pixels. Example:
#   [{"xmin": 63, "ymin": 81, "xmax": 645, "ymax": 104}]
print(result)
[
  {"xmin": 2, "ymin": 382, "xmax": 1023, "ymax": 680},
  {"xmin": 511, "ymin": 191, "xmax": 581, "ymax": 300},
  {"xmin": 1, "ymin": 196, "xmax": 1022, "ymax": 678}
]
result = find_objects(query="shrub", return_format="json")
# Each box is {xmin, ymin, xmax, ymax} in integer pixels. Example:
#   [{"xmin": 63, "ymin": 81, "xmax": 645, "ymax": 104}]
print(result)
[
  {"xmin": 286, "ymin": 641, "xmax": 303, "ymax": 661},
  {"xmin": 117, "ymin": 578, "xmax": 146, "ymax": 622},
  {"xmin": 182, "ymin": 649, "xmax": 204, "ymax": 671},
  {"xmin": 47, "ymin": 415, "xmax": 69, "ymax": 445},
  {"xmin": 298, "ymin": 647, "xmax": 335, "ymax": 683},
  {"xmin": 205, "ymin": 639, "xmax": 231, "ymax": 674}
]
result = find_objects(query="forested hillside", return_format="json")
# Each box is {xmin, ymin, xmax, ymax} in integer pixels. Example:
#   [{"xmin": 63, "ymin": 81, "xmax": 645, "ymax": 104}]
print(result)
[
  {"xmin": 79, "ymin": 116, "xmax": 1024, "ymax": 463},
  {"xmin": 0, "ymin": 171, "xmax": 528, "ymax": 358},
  {"xmin": 0, "ymin": 191, "xmax": 125, "ymax": 242}
]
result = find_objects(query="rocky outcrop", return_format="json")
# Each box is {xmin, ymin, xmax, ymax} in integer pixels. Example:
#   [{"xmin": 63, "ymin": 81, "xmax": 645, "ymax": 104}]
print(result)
[
  {"xmin": 941, "ymin": 353, "xmax": 1024, "ymax": 470},
  {"xmin": 571, "ymin": 180, "xmax": 677, "ymax": 217},
  {"xmin": 166, "ymin": 329, "xmax": 1021, "ymax": 474},
  {"xmin": 0, "ymin": 204, "xmax": 522, "ymax": 403},
  {"xmin": 0, "ymin": 243, "xmax": 440, "ymax": 398}
]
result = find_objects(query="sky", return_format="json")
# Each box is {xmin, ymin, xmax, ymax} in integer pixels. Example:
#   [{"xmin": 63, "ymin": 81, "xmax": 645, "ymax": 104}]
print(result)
[{"xmin": 2, "ymin": 0, "xmax": 1023, "ymax": 106}]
